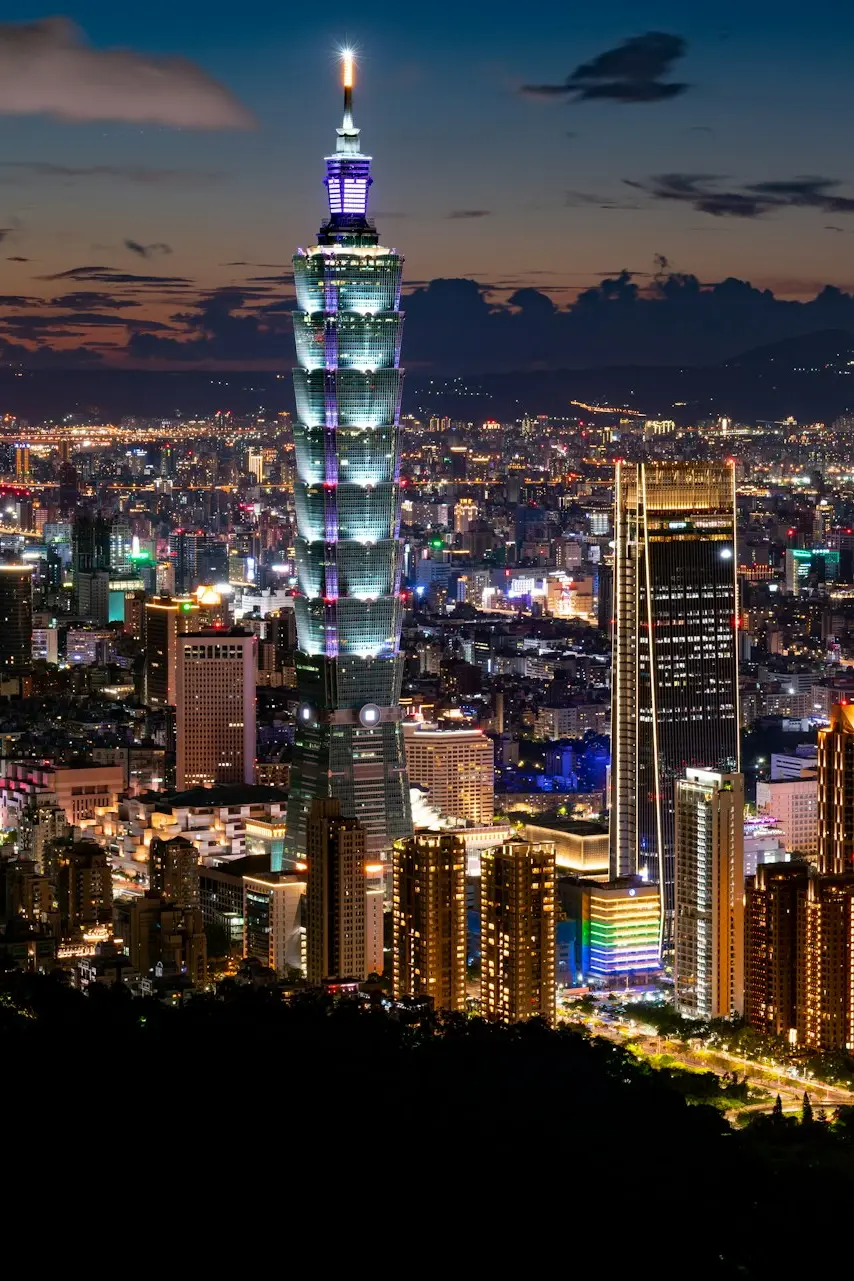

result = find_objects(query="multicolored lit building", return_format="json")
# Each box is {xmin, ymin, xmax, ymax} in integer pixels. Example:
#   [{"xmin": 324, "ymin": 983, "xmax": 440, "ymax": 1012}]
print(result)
[{"xmin": 559, "ymin": 876, "xmax": 661, "ymax": 981}]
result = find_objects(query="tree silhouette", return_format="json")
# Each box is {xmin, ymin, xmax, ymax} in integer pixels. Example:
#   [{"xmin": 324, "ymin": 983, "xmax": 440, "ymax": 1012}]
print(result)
[{"xmin": 802, "ymin": 1092, "xmax": 814, "ymax": 1126}]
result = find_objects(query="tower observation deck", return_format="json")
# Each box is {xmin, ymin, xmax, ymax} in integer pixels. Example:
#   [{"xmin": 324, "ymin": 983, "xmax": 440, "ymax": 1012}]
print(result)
[{"xmin": 285, "ymin": 53, "xmax": 412, "ymax": 858}]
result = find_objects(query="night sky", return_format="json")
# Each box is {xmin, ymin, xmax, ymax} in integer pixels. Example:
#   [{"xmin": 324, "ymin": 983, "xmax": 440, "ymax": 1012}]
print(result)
[{"xmin": 2, "ymin": 2, "xmax": 854, "ymax": 370}]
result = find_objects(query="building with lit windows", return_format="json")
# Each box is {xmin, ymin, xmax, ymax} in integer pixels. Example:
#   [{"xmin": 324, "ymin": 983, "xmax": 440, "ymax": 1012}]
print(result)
[
  {"xmin": 560, "ymin": 877, "xmax": 660, "ymax": 981},
  {"xmin": 756, "ymin": 776, "xmax": 818, "ymax": 853},
  {"xmin": 610, "ymin": 463, "xmax": 740, "ymax": 951},
  {"xmin": 393, "ymin": 830, "xmax": 466, "ymax": 1011},
  {"xmin": 170, "ymin": 529, "xmax": 201, "ymax": 595},
  {"xmin": 481, "ymin": 838, "xmax": 555, "ymax": 1025},
  {"xmin": 745, "ymin": 860, "xmax": 810, "ymax": 1040},
  {"xmin": 285, "ymin": 53, "xmax": 411, "ymax": 861},
  {"xmin": 0, "ymin": 562, "xmax": 33, "ymax": 676},
  {"xmin": 743, "ymin": 704, "xmax": 854, "ymax": 1049},
  {"xmin": 246, "ymin": 448, "xmax": 265, "ymax": 485},
  {"xmin": 817, "ymin": 702, "xmax": 854, "ymax": 874},
  {"xmin": 243, "ymin": 871, "xmax": 306, "ymax": 976},
  {"xmin": 129, "ymin": 892, "xmax": 207, "ymax": 986},
  {"xmin": 305, "ymin": 797, "xmax": 369, "ymax": 983},
  {"xmin": 785, "ymin": 547, "xmax": 839, "ymax": 595},
  {"xmin": 797, "ymin": 873, "xmax": 854, "ymax": 1050},
  {"xmin": 143, "ymin": 596, "xmax": 201, "ymax": 707},
  {"xmin": 175, "ymin": 631, "xmax": 257, "ymax": 791},
  {"xmin": 403, "ymin": 722, "xmax": 494, "ymax": 824},
  {"xmin": 149, "ymin": 834, "xmax": 200, "ymax": 910},
  {"xmin": 674, "ymin": 769, "xmax": 745, "ymax": 1019}
]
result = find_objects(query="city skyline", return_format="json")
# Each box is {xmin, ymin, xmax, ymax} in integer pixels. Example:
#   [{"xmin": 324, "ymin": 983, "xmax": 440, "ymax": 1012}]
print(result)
[
  {"xmin": 3, "ymin": 6, "xmax": 854, "ymax": 369},
  {"xmin": 1, "ymin": 17, "xmax": 854, "ymax": 1253}
]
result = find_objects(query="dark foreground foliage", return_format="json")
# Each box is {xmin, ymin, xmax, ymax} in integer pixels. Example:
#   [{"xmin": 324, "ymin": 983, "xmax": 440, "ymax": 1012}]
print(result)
[{"xmin": 0, "ymin": 971, "xmax": 848, "ymax": 1276}]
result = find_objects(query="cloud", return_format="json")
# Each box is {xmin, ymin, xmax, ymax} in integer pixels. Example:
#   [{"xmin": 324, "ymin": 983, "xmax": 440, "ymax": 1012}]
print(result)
[
  {"xmin": 247, "ymin": 273, "xmax": 294, "ymax": 284},
  {"xmin": 14, "ymin": 268, "xmax": 854, "ymax": 374},
  {"xmin": 447, "ymin": 209, "xmax": 491, "ymax": 220},
  {"xmin": 0, "ymin": 228, "xmax": 13, "ymax": 242},
  {"xmin": 0, "ymin": 311, "xmax": 174, "ymax": 338},
  {"xmin": 0, "ymin": 18, "xmax": 253, "ymax": 128},
  {"xmin": 627, "ymin": 173, "xmax": 854, "ymax": 218},
  {"xmin": 522, "ymin": 32, "xmax": 688, "ymax": 103},
  {"xmin": 124, "ymin": 239, "xmax": 173, "ymax": 259},
  {"xmin": 0, "ymin": 161, "xmax": 223, "ymax": 185},
  {"xmin": 38, "ymin": 264, "xmax": 193, "ymax": 287},
  {"xmin": 6, "ymin": 255, "xmax": 29, "ymax": 262},
  {"xmin": 566, "ymin": 190, "xmax": 640, "ymax": 211},
  {"xmin": 48, "ymin": 291, "xmax": 141, "ymax": 309},
  {"xmin": 127, "ymin": 286, "xmax": 294, "ymax": 363}
]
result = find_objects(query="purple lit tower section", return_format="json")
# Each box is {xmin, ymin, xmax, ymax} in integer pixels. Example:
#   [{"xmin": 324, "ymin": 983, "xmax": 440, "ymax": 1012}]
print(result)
[{"xmin": 285, "ymin": 53, "xmax": 412, "ymax": 861}]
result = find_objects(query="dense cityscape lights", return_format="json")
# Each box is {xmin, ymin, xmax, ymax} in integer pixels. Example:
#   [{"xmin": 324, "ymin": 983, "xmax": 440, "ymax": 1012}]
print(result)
[{"xmin": 2, "ymin": 26, "xmax": 854, "ymax": 1254}]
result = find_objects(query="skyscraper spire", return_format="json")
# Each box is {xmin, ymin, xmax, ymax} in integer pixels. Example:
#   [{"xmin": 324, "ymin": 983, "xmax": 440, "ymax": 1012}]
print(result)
[
  {"xmin": 341, "ymin": 50, "xmax": 355, "ymax": 131},
  {"xmin": 325, "ymin": 50, "xmax": 372, "ymax": 232}
]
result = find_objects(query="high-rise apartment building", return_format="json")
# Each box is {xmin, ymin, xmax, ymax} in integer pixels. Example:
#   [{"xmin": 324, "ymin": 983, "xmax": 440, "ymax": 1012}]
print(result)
[
  {"xmin": 674, "ymin": 769, "xmax": 745, "ymax": 1019},
  {"xmin": 480, "ymin": 839, "xmax": 556, "ymax": 1025},
  {"xmin": 175, "ymin": 631, "xmax": 257, "ymax": 790},
  {"xmin": 149, "ymin": 834, "xmax": 200, "ymax": 909},
  {"xmin": 392, "ymin": 831, "xmax": 466, "ymax": 1010},
  {"xmin": 0, "ymin": 562, "xmax": 33, "ymax": 676},
  {"xmin": 817, "ymin": 701, "xmax": 854, "ymax": 874},
  {"xmin": 142, "ymin": 596, "xmax": 201, "ymax": 707},
  {"xmin": 610, "ymin": 462, "xmax": 740, "ymax": 949},
  {"xmin": 57, "ymin": 842, "xmax": 113, "ymax": 939},
  {"xmin": 745, "ymin": 861, "xmax": 810, "ymax": 1039},
  {"xmin": 403, "ymin": 723, "xmax": 494, "ymax": 824},
  {"xmin": 797, "ymin": 873, "xmax": 854, "ymax": 1050},
  {"xmin": 745, "ymin": 707, "xmax": 854, "ymax": 1050},
  {"xmin": 305, "ymin": 798, "xmax": 368, "ymax": 983},
  {"xmin": 285, "ymin": 55, "xmax": 411, "ymax": 861}
]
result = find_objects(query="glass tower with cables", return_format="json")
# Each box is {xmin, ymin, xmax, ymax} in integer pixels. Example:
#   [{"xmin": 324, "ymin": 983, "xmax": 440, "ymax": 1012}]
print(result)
[{"xmin": 609, "ymin": 462, "xmax": 740, "ymax": 953}]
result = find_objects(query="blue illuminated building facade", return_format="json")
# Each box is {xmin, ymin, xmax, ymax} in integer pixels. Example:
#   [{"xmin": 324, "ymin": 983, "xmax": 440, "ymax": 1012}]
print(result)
[{"xmin": 285, "ymin": 56, "xmax": 411, "ymax": 858}]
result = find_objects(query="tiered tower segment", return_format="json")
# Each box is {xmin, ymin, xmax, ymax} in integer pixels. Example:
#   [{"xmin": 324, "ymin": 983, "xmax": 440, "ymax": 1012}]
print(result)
[{"xmin": 286, "ymin": 54, "xmax": 412, "ymax": 858}]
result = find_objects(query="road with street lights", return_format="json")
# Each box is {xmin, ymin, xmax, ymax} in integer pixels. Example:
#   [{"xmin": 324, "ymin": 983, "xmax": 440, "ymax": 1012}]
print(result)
[{"xmin": 558, "ymin": 996, "xmax": 854, "ymax": 1115}]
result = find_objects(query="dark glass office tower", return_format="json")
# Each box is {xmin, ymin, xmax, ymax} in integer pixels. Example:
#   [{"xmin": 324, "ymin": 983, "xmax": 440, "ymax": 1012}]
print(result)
[
  {"xmin": 0, "ymin": 562, "xmax": 33, "ymax": 674},
  {"xmin": 610, "ymin": 463, "xmax": 740, "ymax": 950},
  {"xmin": 285, "ymin": 54, "xmax": 411, "ymax": 859}
]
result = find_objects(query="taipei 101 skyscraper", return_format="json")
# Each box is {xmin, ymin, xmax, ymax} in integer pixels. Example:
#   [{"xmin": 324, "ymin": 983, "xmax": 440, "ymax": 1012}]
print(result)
[{"xmin": 285, "ymin": 53, "xmax": 412, "ymax": 859}]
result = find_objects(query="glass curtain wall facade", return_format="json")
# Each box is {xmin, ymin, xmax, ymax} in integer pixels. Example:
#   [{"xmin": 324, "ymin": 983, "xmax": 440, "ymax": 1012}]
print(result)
[
  {"xmin": 286, "ymin": 57, "xmax": 411, "ymax": 859},
  {"xmin": 610, "ymin": 462, "xmax": 740, "ymax": 952}
]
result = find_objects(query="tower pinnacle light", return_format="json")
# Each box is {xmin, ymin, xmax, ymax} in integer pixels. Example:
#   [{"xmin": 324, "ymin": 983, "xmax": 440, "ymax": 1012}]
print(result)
[{"xmin": 285, "ymin": 56, "xmax": 412, "ymax": 861}]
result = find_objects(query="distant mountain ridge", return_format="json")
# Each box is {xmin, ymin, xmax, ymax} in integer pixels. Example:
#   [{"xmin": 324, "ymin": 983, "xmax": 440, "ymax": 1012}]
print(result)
[
  {"xmin": 722, "ymin": 327, "xmax": 854, "ymax": 368},
  {"xmin": 1, "ymin": 328, "xmax": 853, "ymax": 423}
]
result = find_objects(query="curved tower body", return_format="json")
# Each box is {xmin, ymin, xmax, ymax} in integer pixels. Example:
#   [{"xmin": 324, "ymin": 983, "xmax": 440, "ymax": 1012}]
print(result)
[{"xmin": 285, "ymin": 56, "xmax": 412, "ymax": 858}]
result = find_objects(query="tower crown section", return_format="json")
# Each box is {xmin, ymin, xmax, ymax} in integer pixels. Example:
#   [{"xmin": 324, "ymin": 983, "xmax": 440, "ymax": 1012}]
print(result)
[{"xmin": 323, "ymin": 50, "xmax": 374, "ymax": 238}]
